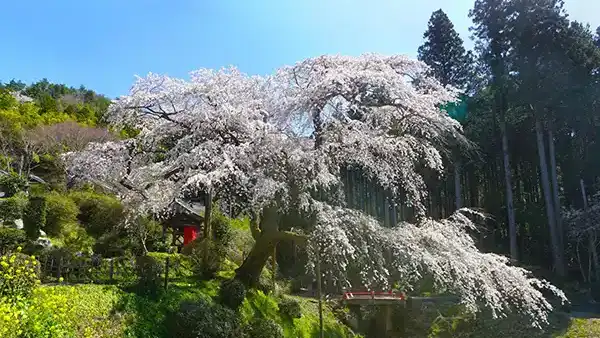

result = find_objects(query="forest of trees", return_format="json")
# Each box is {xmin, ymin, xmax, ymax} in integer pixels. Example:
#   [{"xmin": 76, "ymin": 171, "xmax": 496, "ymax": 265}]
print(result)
[{"xmin": 409, "ymin": 0, "xmax": 600, "ymax": 289}]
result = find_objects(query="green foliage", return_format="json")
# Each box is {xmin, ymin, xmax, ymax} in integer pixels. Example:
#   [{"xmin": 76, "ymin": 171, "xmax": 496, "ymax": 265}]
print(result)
[
  {"xmin": 277, "ymin": 297, "xmax": 302, "ymax": 319},
  {"xmin": 212, "ymin": 211, "xmax": 234, "ymax": 245},
  {"xmin": 167, "ymin": 299, "xmax": 241, "ymax": 338},
  {"xmin": 186, "ymin": 238, "xmax": 225, "ymax": 279},
  {"xmin": 129, "ymin": 215, "xmax": 166, "ymax": 254},
  {"xmin": 135, "ymin": 255, "xmax": 164, "ymax": 297},
  {"xmin": 44, "ymin": 191, "xmax": 79, "ymax": 237},
  {"xmin": 61, "ymin": 222, "xmax": 95, "ymax": 254},
  {"xmin": 0, "ymin": 248, "xmax": 40, "ymax": 301},
  {"xmin": 0, "ymin": 174, "xmax": 28, "ymax": 197},
  {"xmin": 186, "ymin": 211, "xmax": 237, "ymax": 279},
  {"xmin": 243, "ymin": 318, "xmax": 284, "ymax": 338},
  {"xmin": 220, "ymin": 278, "xmax": 247, "ymax": 310},
  {"xmin": 0, "ymin": 88, "xmax": 18, "ymax": 110},
  {"xmin": 228, "ymin": 218, "xmax": 255, "ymax": 266},
  {"xmin": 0, "ymin": 193, "xmax": 28, "ymax": 224},
  {"xmin": 0, "ymin": 228, "xmax": 27, "ymax": 254},
  {"xmin": 69, "ymin": 190, "xmax": 123, "ymax": 237},
  {"xmin": 147, "ymin": 252, "xmax": 193, "ymax": 279},
  {"xmin": 417, "ymin": 9, "xmax": 472, "ymax": 89},
  {"xmin": 2, "ymin": 284, "xmax": 126, "ymax": 338},
  {"xmin": 23, "ymin": 196, "xmax": 47, "ymax": 240}
]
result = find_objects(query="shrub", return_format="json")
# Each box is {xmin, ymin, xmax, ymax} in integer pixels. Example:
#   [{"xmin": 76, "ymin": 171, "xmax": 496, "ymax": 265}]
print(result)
[
  {"xmin": 0, "ymin": 228, "xmax": 27, "ymax": 255},
  {"xmin": 147, "ymin": 252, "xmax": 193, "ymax": 279},
  {"xmin": 278, "ymin": 297, "xmax": 302, "ymax": 319},
  {"xmin": 135, "ymin": 255, "xmax": 164, "ymax": 297},
  {"xmin": 69, "ymin": 190, "xmax": 123, "ymax": 237},
  {"xmin": 212, "ymin": 211, "xmax": 233, "ymax": 246},
  {"xmin": 243, "ymin": 318, "xmax": 284, "ymax": 338},
  {"xmin": 220, "ymin": 278, "xmax": 247, "ymax": 310},
  {"xmin": 61, "ymin": 222, "xmax": 95, "ymax": 254},
  {"xmin": 0, "ymin": 173, "xmax": 28, "ymax": 197},
  {"xmin": 93, "ymin": 228, "xmax": 132, "ymax": 257},
  {"xmin": 44, "ymin": 192, "xmax": 79, "ymax": 236},
  {"xmin": 0, "ymin": 193, "xmax": 28, "ymax": 224},
  {"xmin": 168, "ymin": 299, "xmax": 241, "ymax": 338},
  {"xmin": 0, "ymin": 248, "xmax": 40, "ymax": 301},
  {"xmin": 186, "ymin": 238, "xmax": 228, "ymax": 279},
  {"xmin": 23, "ymin": 196, "xmax": 47, "ymax": 240}
]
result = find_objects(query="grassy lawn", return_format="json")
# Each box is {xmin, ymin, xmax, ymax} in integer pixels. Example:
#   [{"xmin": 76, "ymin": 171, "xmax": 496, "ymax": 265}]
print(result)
[{"xmin": 554, "ymin": 318, "xmax": 600, "ymax": 338}]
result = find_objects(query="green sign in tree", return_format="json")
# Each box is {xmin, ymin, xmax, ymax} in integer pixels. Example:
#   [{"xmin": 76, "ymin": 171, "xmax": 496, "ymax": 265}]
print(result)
[{"xmin": 441, "ymin": 97, "xmax": 468, "ymax": 123}]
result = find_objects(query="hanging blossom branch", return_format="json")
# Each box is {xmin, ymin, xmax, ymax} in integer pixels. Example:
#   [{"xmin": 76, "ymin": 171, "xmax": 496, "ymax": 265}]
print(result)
[{"xmin": 307, "ymin": 205, "xmax": 567, "ymax": 328}]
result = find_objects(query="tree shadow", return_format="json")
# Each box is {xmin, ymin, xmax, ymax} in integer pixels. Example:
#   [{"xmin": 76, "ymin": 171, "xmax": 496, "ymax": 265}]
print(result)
[{"xmin": 110, "ymin": 280, "xmax": 219, "ymax": 338}]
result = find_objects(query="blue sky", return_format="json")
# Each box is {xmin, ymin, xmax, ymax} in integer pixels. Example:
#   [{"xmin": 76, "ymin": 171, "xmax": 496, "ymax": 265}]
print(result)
[{"xmin": 2, "ymin": 0, "xmax": 599, "ymax": 98}]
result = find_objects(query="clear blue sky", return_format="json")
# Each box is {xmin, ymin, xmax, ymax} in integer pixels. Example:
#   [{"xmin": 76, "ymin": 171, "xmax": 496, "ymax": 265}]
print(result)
[{"xmin": 1, "ymin": 0, "xmax": 598, "ymax": 98}]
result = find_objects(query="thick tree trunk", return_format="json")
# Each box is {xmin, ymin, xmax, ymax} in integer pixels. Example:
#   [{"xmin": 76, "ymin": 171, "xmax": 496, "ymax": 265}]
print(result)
[
  {"xmin": 235, "ymin": 206, "xmax": 307, "ymax": 286},
  {"xmin": 536, "ymin": 118, "xmax": 565, "ymax": 277},
  {"xmin": 548, "ymin": 126, "xmax": 563, "ymax": 253},
  {"xmin": 500, "ymin": 120, "xmax": 518, "ymax": 261},
  {"xmin": 235, "ymin": 232, "xmax": 278, "ymax": 286}
]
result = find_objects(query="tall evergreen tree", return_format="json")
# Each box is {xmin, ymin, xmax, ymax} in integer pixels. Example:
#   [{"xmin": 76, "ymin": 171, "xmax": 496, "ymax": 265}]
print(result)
[
  {"xmin": 470, "ymin": 0, "xmax": 520, "ymax": 262},
  {"xmin": 417, "ymin": 9, "xmax": 473, "ymax": 90}
]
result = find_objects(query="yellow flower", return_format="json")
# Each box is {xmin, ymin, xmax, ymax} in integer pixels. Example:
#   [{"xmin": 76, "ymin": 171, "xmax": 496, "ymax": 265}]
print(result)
[
  {"xmin": 58, "ymin": 277, "xmax": 64, "ymax": 283},
  {"xmin": 16, "ymin": 246, "xmax": 22, "ymax": 252}
]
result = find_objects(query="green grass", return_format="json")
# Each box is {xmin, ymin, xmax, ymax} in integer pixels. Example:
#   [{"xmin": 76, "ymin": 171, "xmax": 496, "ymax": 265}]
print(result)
[{"xmin": 553, "ymin": 318, "xmax": 600, "ymax": 338}]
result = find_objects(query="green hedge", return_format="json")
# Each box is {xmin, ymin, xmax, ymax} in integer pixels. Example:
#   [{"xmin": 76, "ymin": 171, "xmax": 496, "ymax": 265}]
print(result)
[{"xmin": 23, "ymin": 196, "xmax": 47, "ymax": 240}]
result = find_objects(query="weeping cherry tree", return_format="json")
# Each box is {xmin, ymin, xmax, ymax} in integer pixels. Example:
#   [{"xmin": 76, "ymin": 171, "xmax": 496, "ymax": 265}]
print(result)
[{"xmin": 64, "ymin": 54, "xmax": 566, "ymax": 328}]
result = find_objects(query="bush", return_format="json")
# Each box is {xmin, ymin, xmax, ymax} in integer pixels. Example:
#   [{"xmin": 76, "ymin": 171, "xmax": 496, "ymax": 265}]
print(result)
[
  {"xmin": 0, "ymin": 193, "xmax": 28, "ymax": 224},
  {"xmin": 278, "ymin": 297, "xmax": 302, "ymax": 319},
  {"xmin": 0, "ymin": 228, "xmax": 27, "ymax": 255},
  {"xmin": 147, "ymin": 252, "xmax": 193, "ymax": 279},
  {"xmin": 44, "ymin": 192, "xmax": 79, "ymax": 236},
  {"xmin": 186, "ymin": 238, "xmax": 228, "ymax": 279},
  {"xmin": 212, "ymin": 211, "xmax": 233, "ymax": 246},
  {"xmin": 220, "ymin": 278, "xmax": 247, "ymax": 310},
  {"xmin": 23, "ymin": 196, "xmax": 47, "ymax": 240},
  {"xmin": 61, "ymin": 222, "xmax": 95, "ymax": 254},
  {"xmin": 168, "ymin": 299, "xmax": 241, "ymax": 338},
  {"xmin": 135, "ymin": 255, "xmax": 164, "ymax": 297},
  {"xmin": 243, "ymin": 318, "xmax": 284, "ymax": 338},
  {"xmin": 0, "ymin": 173, "xmax": 28, "ymax": 197},
  {"xmin": 0, "ymin": 248, "xmax": 40, "ymax": 301},
  {"xmin": 69, "ymin": 190, "xmax": 123, "ymax": 237}
]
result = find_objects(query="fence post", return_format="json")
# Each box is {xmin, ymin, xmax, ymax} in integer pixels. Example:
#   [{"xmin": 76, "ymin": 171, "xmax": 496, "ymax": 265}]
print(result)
[
  {"xmin": 109, "ymin": 259, "xmax": 114, "ymax": 283},
  {"xmin": 57, "ymin": 257, "xmax": 62, "ymax": 282},
  {"xmin": 164, "ymin": 256, "xmax": 170, "ymax": 291}
]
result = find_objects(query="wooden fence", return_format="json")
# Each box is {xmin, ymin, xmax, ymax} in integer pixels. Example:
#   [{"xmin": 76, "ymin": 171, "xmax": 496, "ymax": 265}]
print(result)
[{"xmin": 39, "ymin": 254, "xmax": 187, "ymax": 288}]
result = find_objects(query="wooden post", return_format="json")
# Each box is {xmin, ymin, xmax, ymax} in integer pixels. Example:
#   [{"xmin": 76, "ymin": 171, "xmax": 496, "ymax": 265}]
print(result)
[
  {"xmin": 272, "ymin": 245, "xmax": 277, "ymax": 293},
  {"xmin": 204, "ymin": 191, "xmax": 213, "ymax": 240},
  {"xmin": 109, "ymin": 259, "xmax": 114, "ymax": 283},
  {"xmin": 316, "ymin": 248, "xmax": 324, "ymax": 338},
  {"xmin": 164, "ymin": 256, "xmax": 170, "ymax": 291},
  {"xmin": 57, "ymin": 257, "xmax": 62, "ymax": 282}
]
